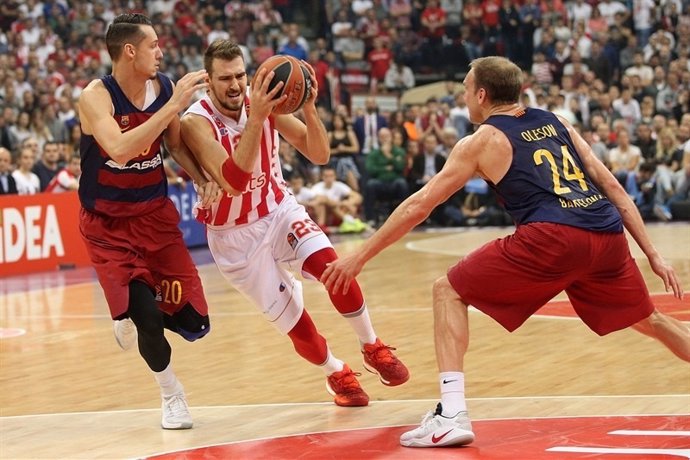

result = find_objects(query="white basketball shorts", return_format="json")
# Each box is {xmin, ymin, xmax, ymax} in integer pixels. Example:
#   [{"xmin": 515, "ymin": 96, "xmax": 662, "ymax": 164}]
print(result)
[{"xmin": 206, "ymin": 195, "xmax": 333, "ymax": 334}]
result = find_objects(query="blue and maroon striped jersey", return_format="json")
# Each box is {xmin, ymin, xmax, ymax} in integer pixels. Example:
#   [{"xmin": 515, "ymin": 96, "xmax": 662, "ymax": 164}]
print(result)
[
  {"xmin": 79, "ymin": 73, "xmax": 172, "ymax": 217},
  {"xmin": 483, "ymin": 108, "xmax": 622, "ymax": 233}
]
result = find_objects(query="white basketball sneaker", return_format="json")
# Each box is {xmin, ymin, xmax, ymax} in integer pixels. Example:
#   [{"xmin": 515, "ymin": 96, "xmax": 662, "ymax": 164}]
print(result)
[
  {"xmin": 161, "ymin": 391, "xmax": 193, "ymax": 430},
  {"xmin": 113, "ymin": 318, "xmax": 137, "ymax": 351},
  {"xmin": 400, "ymin": 403, "xmax": 475, "ymax": 447}
]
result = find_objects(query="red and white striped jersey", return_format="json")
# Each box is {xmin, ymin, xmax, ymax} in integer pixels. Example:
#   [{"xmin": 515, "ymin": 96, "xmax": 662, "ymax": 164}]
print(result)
[{"xmin": 185, "ymin": 93, "xmax": 286, "ymax": 228}]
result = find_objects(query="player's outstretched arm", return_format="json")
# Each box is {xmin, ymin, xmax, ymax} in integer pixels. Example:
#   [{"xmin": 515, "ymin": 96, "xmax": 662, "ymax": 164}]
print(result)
[
  {"xmin": 79, "ymin": 70, "xmax": 207, "ymax": 165},
  {"xmin": 560, "ymin": 115, "xmax": 683, "ymax": 299},
  {"xmin": 322, "ymin": 134, "xmax": 480, "ymax": 295}
]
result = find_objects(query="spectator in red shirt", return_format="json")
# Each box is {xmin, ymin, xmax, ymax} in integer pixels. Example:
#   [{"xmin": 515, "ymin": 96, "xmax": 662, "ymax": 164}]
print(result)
[
  {"xmin": 308, "ymin": 49, "xmax": 331, "ymax": 108},
  {"xmin": 367, "ymin": 37, "xmax": 393, "ymax": 93},
  {"xmin": 75, "ymin": 36, "xmax": 101, "ymax": 67},
  {"xmin": 420, "ymin": 0, "xmax": 446, "ymax": 68},
  {"xmin": 481, "ymin": 0, "xmax": 501, "ymax": 49},
  {"xmin": 421, "ymin": 0, "xmax": 446, "ymax": 39},
  {"xmin": 463, "ymin": 0, "xmax": 485, "ymax": 49}
]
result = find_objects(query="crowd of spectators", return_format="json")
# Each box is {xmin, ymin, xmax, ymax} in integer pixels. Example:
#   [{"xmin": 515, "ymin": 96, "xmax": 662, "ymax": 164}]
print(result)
[{"xmin": 0, "ymin": 0, "xmax": 689, "ymax": 228}]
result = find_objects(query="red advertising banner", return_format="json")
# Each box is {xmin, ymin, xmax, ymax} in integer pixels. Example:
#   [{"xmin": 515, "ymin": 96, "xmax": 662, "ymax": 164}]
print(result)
[{"xmin": 0, "ymin": 192, "xmax": 91, "ymax": 277}]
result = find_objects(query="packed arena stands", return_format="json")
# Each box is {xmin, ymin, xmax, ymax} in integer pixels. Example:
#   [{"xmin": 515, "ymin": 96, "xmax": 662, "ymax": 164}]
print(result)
[{"xmin": 1, "ymin": 0, "xmax": 688, "ymax": 229}]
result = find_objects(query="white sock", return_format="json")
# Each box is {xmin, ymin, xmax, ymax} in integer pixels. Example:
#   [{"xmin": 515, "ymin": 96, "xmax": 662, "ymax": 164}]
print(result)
[
  {"xmin": 439, "ymin": 371, "xmax": 466, "ymax": 417},
  {"xmin": 154, "ymin": 363, "xmax": 182, "ymax": 397},
  {"xmin": 344, "ymin": 303, "xmax": 377, "ymax": 346},
  {"xmin": 320, "ymin": 348, "xmax": 345, "ymax": 375}
]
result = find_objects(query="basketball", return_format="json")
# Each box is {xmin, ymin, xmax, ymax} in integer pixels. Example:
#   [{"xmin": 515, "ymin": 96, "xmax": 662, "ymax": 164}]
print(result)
[{"xmin": 255, "ymin": 55, "xmax": 312, "ymax": 115}]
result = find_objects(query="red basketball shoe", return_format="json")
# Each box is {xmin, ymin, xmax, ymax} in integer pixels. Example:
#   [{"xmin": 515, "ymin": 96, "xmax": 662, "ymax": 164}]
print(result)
[
  {"xmin": 362, "ymin": 338, "xmax": 410, "ymax": 386},
  {"xmin": 326, "ymin": 364, "xmax": 369, "ymax": 407}
]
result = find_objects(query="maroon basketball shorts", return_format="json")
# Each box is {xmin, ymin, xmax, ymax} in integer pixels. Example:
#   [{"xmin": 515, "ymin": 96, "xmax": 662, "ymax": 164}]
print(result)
[
  {"xmin": 79, "ymin": 199, "xmax": 208, "ymax": 320},
  {"xmin": 447, "ymin": 222, "xmax": 654, "ymax": 335}
]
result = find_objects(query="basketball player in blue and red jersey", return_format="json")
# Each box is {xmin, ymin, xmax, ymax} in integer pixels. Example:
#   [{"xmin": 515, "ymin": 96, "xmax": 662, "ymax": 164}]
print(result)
[
  {"xmin": 77, "ymin": 14, "xmax": 220, "ymax": 430},
  {"xmin": 323, "ymin": 56, "xmax": 690, "ymax": 446},
  {"xmin": 180, "ymin": 40, "xmax": 409, "ymax": 407}
]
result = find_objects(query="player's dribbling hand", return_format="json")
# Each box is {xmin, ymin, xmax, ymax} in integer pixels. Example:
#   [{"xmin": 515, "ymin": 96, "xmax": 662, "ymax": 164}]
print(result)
[
  {"xmin": 196, "ymin": 181, "xmax": 223, "ymax": 208},
  {"xmin": 649, "ymin": 253, "xmax": 684, "ymax": 299},
  {"xmin": 250, "ymin": 67, "xmax": 287, "ymax": 120},
  {"xmin": 321, "ymin": 253, "xmax": 365, "ymax": 295},
  {"xmin": 171, "ymin": 69, "xmax": 208, "ymax": 111}
]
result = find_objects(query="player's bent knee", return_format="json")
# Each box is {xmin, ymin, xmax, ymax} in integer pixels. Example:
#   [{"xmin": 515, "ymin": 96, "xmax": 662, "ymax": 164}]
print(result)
[
  {"xmin": 178, "ymin": 322, "xmax": 211, "ymax": 342},
  {"xmin": 432, "ymin": 276, "xmax": 456, "ymax": 300},
  {"xmin": 631, "ymin": 310, "xmax": 665, "ymax": 337},
  {"xmin": 173, "ymin": 304, "xmax": 211, "ymax": 342},
  {"xmin": 630, "ymin": 316, "xmax": 654, "ymax": 336}
]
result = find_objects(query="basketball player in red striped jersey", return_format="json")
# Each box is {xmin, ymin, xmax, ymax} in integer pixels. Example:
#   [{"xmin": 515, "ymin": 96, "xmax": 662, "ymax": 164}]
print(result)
[
  {"xmin": 78, "ymin": 14, "xmax": 220, "ymax": 430},
  {"xmin": 181, "ymin": 39, "xmax": 409, "ymax": 406}
]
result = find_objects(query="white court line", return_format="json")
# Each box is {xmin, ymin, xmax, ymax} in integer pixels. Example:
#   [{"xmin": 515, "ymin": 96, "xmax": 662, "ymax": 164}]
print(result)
[
  {"xmin": 547, "ymin": 447, "xmax": 690, "ymax": 458},
  {"xmin": 611, "ymin": 430, "xmax": 690, "ymax": 436},
  {"xmin": 1, "ymin": 394, "xmax": 687, "ymax": 419}
]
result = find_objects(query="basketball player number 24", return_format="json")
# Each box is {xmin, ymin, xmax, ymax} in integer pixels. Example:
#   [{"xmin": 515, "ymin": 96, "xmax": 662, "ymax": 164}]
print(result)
[{"xmin": 533, "ymin": 145, "xmax": 589, "ymax": 195}]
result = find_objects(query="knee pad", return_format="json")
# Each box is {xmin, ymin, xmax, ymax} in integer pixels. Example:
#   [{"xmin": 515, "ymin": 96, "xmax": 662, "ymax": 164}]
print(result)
[
  {"xmin": 172, "ymin": 303, "xmax": 211, "ymax": 342},
  {"xmin": 128, "ymin": 280, "xmax": 164, "ymax": 336}
]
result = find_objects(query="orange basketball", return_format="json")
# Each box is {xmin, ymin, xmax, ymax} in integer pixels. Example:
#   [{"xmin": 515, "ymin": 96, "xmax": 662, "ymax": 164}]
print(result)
[{"xmin": 255, "ymin": 55, "xmax": 312, "ymax": 115}]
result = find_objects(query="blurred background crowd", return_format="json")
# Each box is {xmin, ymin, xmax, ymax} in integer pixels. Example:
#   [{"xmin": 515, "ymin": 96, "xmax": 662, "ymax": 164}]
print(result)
[{"xmin": 0, "ymin": 0, "xmax": 689, "ymax": 232}]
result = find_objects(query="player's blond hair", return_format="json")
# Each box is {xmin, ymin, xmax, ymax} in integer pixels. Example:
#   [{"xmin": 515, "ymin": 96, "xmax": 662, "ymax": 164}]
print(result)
[{"xmin": 469, "ymin": 57, "xmax": 523, "ymax": 105}]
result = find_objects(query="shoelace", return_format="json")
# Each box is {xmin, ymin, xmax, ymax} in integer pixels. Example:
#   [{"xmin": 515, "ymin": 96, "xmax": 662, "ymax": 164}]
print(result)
[
  {"xmin": 418, "ymin": 403, "xmax": 444, "ymax": 429},
  {"xmin": 365, "ymin": 342, "xmax": 399, "ymax": 365},
  {"xmin": 165, "ymin": 394, "xmax": 188, "ymax": 418},
  {"xmin": 331, "ymin": 369, "xmax": 363, "ymax": 394},
  {"xmin": 417, "ymin": 411, "xmax": 439, "ymax": 431}
]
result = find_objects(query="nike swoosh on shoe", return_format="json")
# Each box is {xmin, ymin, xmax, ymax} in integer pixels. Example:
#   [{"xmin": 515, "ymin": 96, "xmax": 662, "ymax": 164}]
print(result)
[{"xmin": 431, "ymin": 429, "xmax": 454, "ymax": 444}]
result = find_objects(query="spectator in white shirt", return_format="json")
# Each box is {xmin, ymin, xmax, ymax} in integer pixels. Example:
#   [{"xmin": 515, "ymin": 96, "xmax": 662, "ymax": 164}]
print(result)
[
  {"xmin": 207, "ymin": 20, "xmax": 230, "ymax": 45},
  {"xmin": 568, "ymin": 0, "xmax": 593, "ymax": 27},
  {"xmin": 311, "ymin": 166, "xmax": 365, "ymax": 232},
  {"xmin": 289, "ymin": 174, "xmax": 318, "ymax": 207},
  {"xmin": 632, "ymin": 0, "xmax": 656, "ymax": 47},
  {"xmin": 352, "ymin": 0, "xmax": 374, "ymax": 16},
  {"xmin": 384, "ymin": 60, "xmax": 416, "ymax": 95},
  {"xmin": 609, "ymin": 128, "xmax": 643, "ymax": 184},
  {"xmin": 449, "ymin": 89, "xmax": 471, "ymax": 138},
  {"xmin": 12, "ymin": 147, "xmax": 41, "ymax": 195},
  {"xmin": 597, "ymin": 0, "xmax": 628, "ymax": 26},
  {"xmin": 613, "ymin": 88, "xmax": 642, "ymax": 130},
  {"xmin": 624, "ymin": 51, "xmax": 654, "ymax": 86}
]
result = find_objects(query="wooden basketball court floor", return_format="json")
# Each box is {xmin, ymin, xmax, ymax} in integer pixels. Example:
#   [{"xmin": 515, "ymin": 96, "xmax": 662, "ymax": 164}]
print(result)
[{"xmin": 1, "ymin": 223, "xmax": 689, "ymax": 459}]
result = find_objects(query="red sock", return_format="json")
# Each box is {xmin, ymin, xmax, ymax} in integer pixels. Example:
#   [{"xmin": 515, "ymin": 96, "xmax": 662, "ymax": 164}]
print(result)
[
  {"xmin": 287, "ymin": 310, "xmax": 328, "ymax": 365},
  {"xmin": 303, "ymin": 248, "xmax": 365, "ymax": 315}
]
